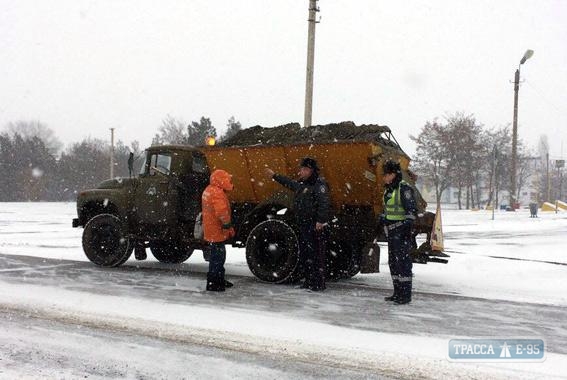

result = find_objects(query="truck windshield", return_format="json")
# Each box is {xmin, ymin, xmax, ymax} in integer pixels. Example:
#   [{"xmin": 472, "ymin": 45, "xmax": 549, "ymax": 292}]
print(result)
[
  {"xmin": 151, "ymin": 153, "xmax": 171, "ymax": 175},
  {"xmin": 140, "ymin": 153, "xmax": 172, "ymax": 176}
]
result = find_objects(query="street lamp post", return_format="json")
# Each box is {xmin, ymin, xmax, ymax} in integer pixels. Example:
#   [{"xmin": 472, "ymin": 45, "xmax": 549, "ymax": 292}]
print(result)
[{"xmin": 510, "ymin": 49, "xmax": 534, "ymax": 209}]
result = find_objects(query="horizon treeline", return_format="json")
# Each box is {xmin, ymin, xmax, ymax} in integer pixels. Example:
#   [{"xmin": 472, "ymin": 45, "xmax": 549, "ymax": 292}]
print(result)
[
  {"xmin": 0, "ymin": 116, "xmax": 241, "ymax": 201},
  {"xmin": 1, "ymin": 113, "xmax": 561, "ymax": 206}
]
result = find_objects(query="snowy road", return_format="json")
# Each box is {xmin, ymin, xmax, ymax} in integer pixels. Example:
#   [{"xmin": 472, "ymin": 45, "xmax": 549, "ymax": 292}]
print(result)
[
  {"xmin": 1, "ymin": 308, "xmax": 385, "ymax": 380},
  {"xmin": 1, "ymin": 253, "xmax": 567, "ymax": 356},
  {"xmin": 1, "ymin": 202, "xmax": 567, "ymax": 378}
]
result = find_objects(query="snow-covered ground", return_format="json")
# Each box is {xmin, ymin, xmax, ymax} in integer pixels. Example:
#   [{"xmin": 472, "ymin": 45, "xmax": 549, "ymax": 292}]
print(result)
[
  {"xmin": 2, "ymin": 202, "xmax": 565, "ymax": 306},
  {"xmin": 1, "ymin": 202, "xmax": 566, "ymax": 379}
]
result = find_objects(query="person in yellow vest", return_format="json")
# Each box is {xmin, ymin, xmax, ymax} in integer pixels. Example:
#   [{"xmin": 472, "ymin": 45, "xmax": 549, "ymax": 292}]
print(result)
[{"xmin": 382, "ymin": 160, "xmax": 418, "ymax": 304}]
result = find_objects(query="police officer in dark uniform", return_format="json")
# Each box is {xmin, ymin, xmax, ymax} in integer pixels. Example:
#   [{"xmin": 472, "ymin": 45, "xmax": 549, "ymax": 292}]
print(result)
[
  {"xmin": 265, "ymin": 157, "xmax": 330, "ymax": 291},
  {"xmin": 382, "ymin": 160, "xmax": 418, "ymax": 304}
]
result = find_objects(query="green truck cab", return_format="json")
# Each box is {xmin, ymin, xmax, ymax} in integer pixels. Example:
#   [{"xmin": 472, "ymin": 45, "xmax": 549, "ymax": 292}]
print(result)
[{"xmin": 73, "ymin": 145, "xmax": 210, "ymax": 266}]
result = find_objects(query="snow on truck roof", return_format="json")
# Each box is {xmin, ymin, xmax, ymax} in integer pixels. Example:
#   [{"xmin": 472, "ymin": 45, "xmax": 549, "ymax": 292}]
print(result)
[{"xmin": 146, "ymin": 144, "xmax": 199, "ymax": 152}]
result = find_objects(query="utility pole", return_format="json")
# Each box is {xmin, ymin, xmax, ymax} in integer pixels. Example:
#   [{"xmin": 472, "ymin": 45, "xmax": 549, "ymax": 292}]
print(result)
[
  {"xmin": 510, "ymin": 68, "xmax": 520, "ymax": 209},
  {"xmin": 110, "ymin": 127, "xmax": 115, "ymax": 178},
  {"xmin": 303, "ymin": 0, "xmax": 319, "ymax": 128},
  {"xmin": 546, "ymin": 152, "xmax": 550, "ymax": 202},
  {"xmin": 510, "ymin": 49, "xmax": 534, "ymax": 209}
]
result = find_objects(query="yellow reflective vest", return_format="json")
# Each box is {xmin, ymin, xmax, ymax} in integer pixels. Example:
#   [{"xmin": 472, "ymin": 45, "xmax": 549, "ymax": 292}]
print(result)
[{"xmin": 384, "ymin": 180, "xmax": 408, "ymax": 221}]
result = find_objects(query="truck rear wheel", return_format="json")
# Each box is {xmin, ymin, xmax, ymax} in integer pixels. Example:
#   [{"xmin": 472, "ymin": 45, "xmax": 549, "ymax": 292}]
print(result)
[
  {"xmin": 82, "ymin": 214, "xmax": 132, "ymax": 267},
  {"xmin": 150, "ymin": 241, "xmax": 194, "ymax": 264},
  {"xmin": 246, "ymin": 220, "xmax": 299, "ymax": 283},
  {"xmin": 327, "ymin": 240, "xmax": 360, "ymax": 280}
]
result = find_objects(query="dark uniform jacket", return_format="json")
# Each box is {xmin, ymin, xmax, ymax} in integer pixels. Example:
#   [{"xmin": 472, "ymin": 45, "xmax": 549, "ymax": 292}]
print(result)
[{"xmin": 273, "ymin": 173, "xmax": 330, "ymax": 227}]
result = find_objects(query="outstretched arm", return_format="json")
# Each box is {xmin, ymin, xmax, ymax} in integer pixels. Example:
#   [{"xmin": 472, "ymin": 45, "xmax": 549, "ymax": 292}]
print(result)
[{"xmin": 265, "ymin": 167, "xmax": 300, "ymax": 191}]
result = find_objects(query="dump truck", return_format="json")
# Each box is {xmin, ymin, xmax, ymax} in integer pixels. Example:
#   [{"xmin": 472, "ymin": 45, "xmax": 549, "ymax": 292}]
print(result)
[{"xmin": 73, "ymin": 122, "xmax": 445, "ymax": 283}]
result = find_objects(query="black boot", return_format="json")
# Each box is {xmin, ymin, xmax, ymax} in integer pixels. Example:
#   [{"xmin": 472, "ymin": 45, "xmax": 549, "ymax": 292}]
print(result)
[
  {"xmin": 394, "ymin": 281, "xmax": 411, "ymax": 304},
  {"xmin": 206, "ymin": 274, "xmax": 225, "ymax": 292},
  {"xmin": 384, "ymin": 293, "xmax": 398, "ymax": 301},
  {"xmin": 385, "ymin": 280, "xmax": 400, "ymax": 301},
  {"xmin": 134, "ymin": 245, "xmax": 147, "ymax": 260},
  {"xmin": 224, "ymin": 280, "xmax": 233, "ymax": 288},
  {"xmin": 206, "ymin": 281, "xmax": 225, "ymax": 292}
]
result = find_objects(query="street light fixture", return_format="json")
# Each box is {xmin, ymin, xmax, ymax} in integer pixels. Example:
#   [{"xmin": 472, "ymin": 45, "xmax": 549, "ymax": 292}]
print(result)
[
  {"xmin": 520, "ymin": 49, "xmax": 534, "ymax": 64},
  {"xmin": 510, "ymin": 49, "xmax": 534, "ymax": 209}
]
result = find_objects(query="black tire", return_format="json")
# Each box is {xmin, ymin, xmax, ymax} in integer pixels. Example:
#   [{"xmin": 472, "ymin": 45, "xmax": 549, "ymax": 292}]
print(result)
[
  {"xmin": 82, "ymin": 214, "xmax": 132, "ymax": 267},
  {"xmin": 150, "ymin": 240, "xmax": 194, "ymax": 263},
  {"xmin": 327, "ymin": 239, "xmax": 360, "ymax": 280},
  {"xmin": 246, "ymin": 220, "xmax": 300, "ymax": 283}
]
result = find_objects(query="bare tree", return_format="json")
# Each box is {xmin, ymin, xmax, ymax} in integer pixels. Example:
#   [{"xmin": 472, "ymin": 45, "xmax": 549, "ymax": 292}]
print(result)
[
  {"xmin": 444, "ymin": 113, "xmax": 484, "ymax": 209},
  {"xmin": 152, "ymin": 115, "xmax": 187, "ymax": 145},
  {"xmin": 410, "ymin": 120, "xmax": 454, "ymax": 206},
  {"xmin": 516, "ymin": 142, "xmax": 538, "ymax": 203},
  {"xmin": 4, "ymin": 120, "xmax": 63, "ymax": 155},
  {"xmin": 412, "ymin": 113, "xmax": 489, "ymax": 209}
]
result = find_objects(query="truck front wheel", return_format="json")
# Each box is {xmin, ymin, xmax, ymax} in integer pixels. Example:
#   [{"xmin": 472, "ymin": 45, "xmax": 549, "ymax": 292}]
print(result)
[
  {"xmin": 246, "ymin": 220, "xmax": 299, "ymax": 283},
  {"xmin": 82, "ymin": 214, "xmax": 132, "ymax": 267}
]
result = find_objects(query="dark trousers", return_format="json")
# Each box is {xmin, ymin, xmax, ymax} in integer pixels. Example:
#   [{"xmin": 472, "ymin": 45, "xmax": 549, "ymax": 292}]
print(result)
[
  {"xmin": 387, "ymin": 224, "xmax": 413, "ymax": 300},
  {"xmin": 299, "ymin": 225, "xmax": 327, "ymax": 291},
  {"xmin": 207, "ymin": 242, "xmax": 226, "ymax": 284}
]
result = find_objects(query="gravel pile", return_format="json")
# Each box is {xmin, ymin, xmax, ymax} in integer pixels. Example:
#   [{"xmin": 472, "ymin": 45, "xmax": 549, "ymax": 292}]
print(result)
[{"xmin": 219, "ymin": 121, "xmax": 399, "ymax": 148}]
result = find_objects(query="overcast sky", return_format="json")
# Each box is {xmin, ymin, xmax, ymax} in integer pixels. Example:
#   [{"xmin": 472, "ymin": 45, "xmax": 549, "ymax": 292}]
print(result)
[{"xmin": 1, "ymin": 0, "xmax": 566, "ymax": 158}]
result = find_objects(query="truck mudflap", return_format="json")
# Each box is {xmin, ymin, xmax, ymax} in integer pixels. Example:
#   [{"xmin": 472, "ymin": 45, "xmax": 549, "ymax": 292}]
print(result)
[
  {"xmin": 360, "ymin": 239, "xmax": 380, "ymax": 273},
  {"xmin": 72, "ymin": 218, "xmax": 80, "ymax": 228}
]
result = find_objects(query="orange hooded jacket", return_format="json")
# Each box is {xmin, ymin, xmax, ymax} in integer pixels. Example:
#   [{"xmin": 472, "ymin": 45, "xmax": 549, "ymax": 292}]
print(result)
[{"xmin": 202, "ymin": 169, "xmax": 235, "ymax": 243}]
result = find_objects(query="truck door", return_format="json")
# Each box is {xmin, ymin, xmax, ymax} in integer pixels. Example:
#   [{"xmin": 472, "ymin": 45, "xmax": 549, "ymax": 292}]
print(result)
[
  {"xmin": 136, "ymin": 152, "xmax": 173, "ymax": 225},
  {"xmin": 177, "ymin": 152, "xmax": 210, "ymax": 223}
]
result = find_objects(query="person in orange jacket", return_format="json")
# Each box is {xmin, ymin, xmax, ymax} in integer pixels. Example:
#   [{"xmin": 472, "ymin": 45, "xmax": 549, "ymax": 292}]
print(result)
[{"xmin": 202, "ymin": 169, "xmax": 236, "ymax": 291}]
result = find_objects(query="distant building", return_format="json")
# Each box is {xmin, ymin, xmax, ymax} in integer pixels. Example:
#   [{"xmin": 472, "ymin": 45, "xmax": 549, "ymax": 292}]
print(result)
[{"xmin": 415, "ymin": 181, "xmax": 459, "ymax": 206}]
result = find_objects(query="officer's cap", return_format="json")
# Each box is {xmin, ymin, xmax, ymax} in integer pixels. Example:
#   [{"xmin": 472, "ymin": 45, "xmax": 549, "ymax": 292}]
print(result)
[
  {"xmin": 300, "ymin": 157, "xmax": 319, "ymax": 171},
  {"xmin": 383, "ymin": 160, "xmax": 401, "ymax": 174}
]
